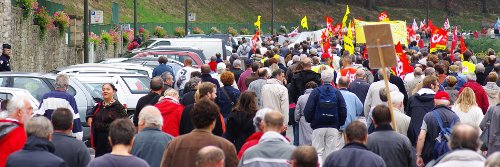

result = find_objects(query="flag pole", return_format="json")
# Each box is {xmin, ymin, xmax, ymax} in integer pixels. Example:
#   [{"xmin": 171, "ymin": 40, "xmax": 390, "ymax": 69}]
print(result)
[{"xmin": 376, "ymin": 39, "xmax": 397, "ymax": 131}]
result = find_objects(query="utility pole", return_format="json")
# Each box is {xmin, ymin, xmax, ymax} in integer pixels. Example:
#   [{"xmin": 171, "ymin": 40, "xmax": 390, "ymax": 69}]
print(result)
[
  {"xmin": 426, "ymin": 0, "xmax": 429, "ymax": 26},
  {"xmin": 134, "ymin": 0, "xmax": 137, "ymax": 37},
  {"xmin": 271, "ymin": 0, "xmax": 274, "ymax": 35},
  {"xmin": 83, "ymin": 0, "xmax": 89, "ymax": 63},
  {"xmin": 185, "ymin": 0, "xmax": 188, "ymax": 35}
]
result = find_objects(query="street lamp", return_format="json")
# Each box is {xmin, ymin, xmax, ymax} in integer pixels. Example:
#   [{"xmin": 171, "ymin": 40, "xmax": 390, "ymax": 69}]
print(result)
[
  {"xmin": 134, "ymin": 0, "xmax": 137, "ymax": 37},
  {"xmin": 185, "ymin": 0, "xmax": 188, "ymax": 35},
  {"xmin": 271, "ymin": 0, "xmax": 274, "ymax": 35},
  {"xmin": 83, "ymin": 0, "xmax": 89, "ymax": 63}
]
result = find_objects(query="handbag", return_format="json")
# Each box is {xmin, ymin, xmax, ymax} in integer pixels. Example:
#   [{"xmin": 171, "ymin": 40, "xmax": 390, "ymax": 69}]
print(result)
[{"xmin": 480, "ymin": 107, "xmax": 495, "ymax": 147}]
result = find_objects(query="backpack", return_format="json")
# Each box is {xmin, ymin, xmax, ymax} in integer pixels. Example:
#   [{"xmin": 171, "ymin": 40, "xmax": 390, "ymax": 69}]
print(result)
[
  {"xmin": 239, "ymin": 44, "xmax": 250, "ymax": 57},
  {"xmin": 432, "ymin": 110, "xmax": 456, "ymax": 158},
  {"xmin": 314, "ymin": 85, "xmax": 339, "ymax": 124}
]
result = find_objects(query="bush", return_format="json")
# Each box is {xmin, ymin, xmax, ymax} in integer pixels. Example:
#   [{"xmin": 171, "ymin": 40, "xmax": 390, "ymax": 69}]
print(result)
[
  {"xmin": 89, "ymin": 32, "xmax": 101, "ymax": 48},
  {"xmin": 465, "ymin": 38, "xmax": 500, "ymax": 59},
  {"xmin": 193, "ymin": 27, "xmax": 204, "ymax": 34},
  {"xmin": 209, "ymin": 27, "xmax": 221, "ymax": 34},
  {"xmin": 33, "ymin": 7, "xmax": 51, "ymax": 40},
  {"xmin": 53, "ymin": 11, "xmax": 71, "ymax": 36},
  {"xmin": 109, "ymin": 30, "xmax": 120, "ymax": 47},
  {"xmin": 279, "ymin": 25, "xmax": 289, "ymax": 34},
  {"xmin": 240, "ymin": 28, "xmax": 250, "ymax": 35},
  {"xmin": 140, "ymin": 28, "xmax": 150, "ymax": 40},
  {"xmin": 122, "ymin": 29, "xmax": 134, "ymax": 45},
  {"xmin": 101, "ymin": 32, "xmax": 112, "ymax": 49},
  {"xmin": 174, "ymin": 27, "xmax": 186, "ymax": 37},
  {"xmin": 17, "ymin": 0, "xmax": 37, "ymax": 19},
  {"xmin": 227, "ymin": 27, "xmax": 238, "ymax": 36},
  {"xmin": 153, "ymin": 26, "xmax": 167, "ymax": 37}
]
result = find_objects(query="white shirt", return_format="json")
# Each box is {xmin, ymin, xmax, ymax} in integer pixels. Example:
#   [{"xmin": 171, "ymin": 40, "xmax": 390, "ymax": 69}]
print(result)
[
  {"xmin": 451, "ymin": 105, "xmax": 484, "ymax": 133},
  {"xmin": 175, "ymin": 66, "xmax": 200, "ymax": 90}
]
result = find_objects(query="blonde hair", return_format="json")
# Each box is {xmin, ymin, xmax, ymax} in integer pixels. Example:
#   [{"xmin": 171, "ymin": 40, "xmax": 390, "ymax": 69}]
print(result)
[{"xmin": 455, "ymin": 87, "xmax": 477, "ymax": 113}]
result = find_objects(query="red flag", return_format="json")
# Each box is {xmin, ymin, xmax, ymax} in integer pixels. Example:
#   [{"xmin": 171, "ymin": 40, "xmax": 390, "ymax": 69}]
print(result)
[
  {"xmin": 420, "ymin": 19, "xmax": 427, "ymax": 30},
  {"xmin": 325, "ymin": 16, "xmax": 334, "ymax": 36},
  {"xmin": 450, "ymin": 27, "xmax": 458, "ymax": 59},
  {"xmin": 430, "ymin": 26, "xmax": 448, "ymax": 53},
  {"xmin": 334, "ymin": 23, "xmax": 342, "ymax": 36},
  {"xmin": 391, "ymin": 42, "xmax": 413, "ymax": 80},
  {"xmin": 460, "ymin": 36, "xmax": 467, "ymax": 54},
  {"xmin": 362, "ymin": 45, "xmax": 367, "ymax": 60},
  {"xmin": 357, "ymin": 17, "xmax": 363, "ymax": 21},
  {"xmin": 428, "ymin": 20, "xmax": 435, "ymax": 32},
  {"xmin": 251, "ymin": 30, "xmax": 260, "ymax": 52},
  {"xmin": 407, "ymin": 26, "xmax": 416, "ymax": 42},
  {"xmin": 378, "ymin": 11, "xmax": 389, "ymax": 21},
  {"xmin": 443, "ymin": 18, "xmax": 450, "ymax": 30},
  {"xmin": 321, "ymin": 29, "xmax": 330, "ymax": 56}
]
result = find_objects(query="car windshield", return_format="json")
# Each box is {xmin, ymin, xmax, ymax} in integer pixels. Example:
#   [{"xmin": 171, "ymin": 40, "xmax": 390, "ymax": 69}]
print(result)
[
  {"xmin": 121, "ymin": 76, "xmax": 150, "ymax": 94},
  {"xmin": 82, "ymin": 83, "xmax": 104, "ymax": 99},
  {"xmin": 139, "ymin": 40, "xmax": 155, "ymax": 48}
]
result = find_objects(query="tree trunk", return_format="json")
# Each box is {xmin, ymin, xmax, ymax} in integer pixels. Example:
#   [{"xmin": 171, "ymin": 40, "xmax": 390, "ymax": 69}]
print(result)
[
  {"xmin": 482, "ymin": 0, "xmax": 487, "ymax": 13},
  {"xmin": 365, "ymin": 0, "xmax": 375, "ymax": 10}
]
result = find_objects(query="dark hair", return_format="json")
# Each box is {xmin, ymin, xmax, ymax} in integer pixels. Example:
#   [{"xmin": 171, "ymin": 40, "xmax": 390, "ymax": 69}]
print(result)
[
  {"xmin": 291, "ymin": 146, "xmax": 318, "ymax": 167},
  {"xmin": 251, "ymin": 62, "xmax": 260, "ymax": 72},
  {"xmin": 109, "ymin": 119, "xmax": 136, "ymax": 146},
  {"xmin": 232, "ymin": 91, "xmax": 258, "ymax": 116},
  {"xmin": 305, "ymin": 81, "xmax": 318, "ymax": 89},
  {"xmin": 216, "ymin": 53, "xmax": 221, "ymax": 58},
  {"xmin": 150, "ymin": 77, "xmax": 164, "ymax": 91},
  {"xmin": 257, "ymin": 68, "xmax": 268, "ymax": 77},
  {"xmin": 201, "ymin": 65, "xmax": 211, "ymax": 74},
  {"xmin": 191, "ymin": 98, "xmax": 220, "ymax": 129},
  {"xmin": 379, "ymin": 88, "xmax": 388, "ymax": 102},
  {"xmin": 423, "ymin": 75, "xmax": 438, "ymax": 88},
  {"xmin": 271, "ymin": 69, "xmax": 284, "ymax": 78},
  {"xmin": 293, "ymin": 62, "xmax": 305, "ymax": 73},
  {"xmin": 372, "ymin": 105, "xmax": 392, "ymax": 125},
  {"xmin": 196, "ymin": 82, "xmax": 216, "ymax": 100},
  {"xmin": 158, "ymin": 56, "xmax": 168, "ymax": 64},
  {"xmin": 435, "ymin": 64, "xmax": 445, "ymax": 75},
  {"xmin": 191, "ymin": 71, "xmax": 202, "ymax": 78},
  {"xmin": 51, "ymin": 108, "xmax": 73, "ymax": 131},
  {"xmin": 103, "ymin": 83, "xmax": 117, "ymax": 92},
  {"xmin": 338, "ymin": 76, "xmax": 350, "ymax": 88},
  {"xmin": 463, "ymin": 51, "xmax": 472, "ymax": 61},
  {"xmin": 346, "ymin": 121, "xmax": 367, "ymax": 142},
  {"xmin": 449, "ymin": 124, "xmax": 481, "ymax": 150}
]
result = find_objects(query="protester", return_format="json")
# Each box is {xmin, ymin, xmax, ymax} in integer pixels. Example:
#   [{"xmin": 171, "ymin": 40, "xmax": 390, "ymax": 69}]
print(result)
[
  {"xmin": 367, "ymin": 105, "xmax": 414, "ymax": 167},
  {"xmin": 176, "ymin": 58, "xmax": 200, "ymax": 95},
  {"xmin": 0, "ymin": 95, "xmax": 32, "ymax": 166},
  {"xmin": 248, "ymin": 68, "xmax": 270, "ymax": 107},
  {"xmin": 451, "ymin": 87, "xmax": 484, "ymax": 131},
  {"xmin": 153, "ymin": 56, "xmax": 175, "ymax": 79},
  {"xmin": 416, "ymin": 91, "xmax": 460, "ymax": 165},
  {"xmin": 348, "ymin": 69, "xmax": 371, "ymax": 105},
  {"xmin": 209, "ymin": 56, "xmax": 218, "ymax": 72},
  {"xmin": 239, "ymin": 111, "xmax": 296, "ymax": 167},
  {"xmin": 179, "ymin": 82, "xmax": 225, "ymax": 136},
  {"xmin": 88, "ymin": 119, "xmax": 149, "ymax": 167},
  {"xmin": 366, "ymin": 88, "xmax": 389, "ymax": 133},
  {"xmin": 155, "ymin": 89, "xmax": 184, "ymax": 137},
  {"xmin": 443, "ymin": 76, "xmax": 459, "ymax": 104},
  {"xmin": 364, "ymin": 69, "xmax": 399, "ymax": 117},
  {"xmin": 132, "ymin": 106, "xmax": 173, "ymax": 167},
  {"xmin": 161, "ymin": 98, "xmax": 238, "ymax": 167},
  {"xmin": 181, "ymin": 77, "xmax": 202, "ymax": 106},
  {"xmin": 295, "ymin": 81, "xmax": 317, "ymax": 146},
  {"xmin": 196, "ymin": 146, "xmax": 225, "ymax": 167},
  {"xmin": 237, "ymin": 108, "xmax": 273, "ymax": 159},
  {"xmin": 237, "ymin": 38, "xmax": 251, "ymax": 58},
  {"xmin": 290, "ymin": 146, "xmax": 319, "ymax": 167},
  {"xmin": 6, "ymin": 116, "xmax": 67, "ymax": 167},
  {"xmin": 36, "ymin": 74, "xmax": 82, "ymax": 140},
  {"xmin": 0, "ymin": 44, "xmax": 12, "ymax": 71},
  {"xmin": 160, "ymin": 72, "xmax": 175, "ymax": 90},
  {"xmin": 86, "ymin": 83, "xmax": 127, "ymax": 157},
  {"xmin": 230, "ymin": 59, "xmax": 244, "ymax": 82},
  {"xmin": 460, "ymin": 72, "xmax": 489, "ymax": 113},
  {"xmin": 461, "ymin": 51, "xmax": 476, "ymax": 74},
  {"xmin": 442, "ymin": 65, "xmax": 466, "ymax": 90},
  {"xmin": 225, "ymin": 91, "xmax": 258, "ymax": 152},
  {"xmin": 50, "ymin": 108, "xmax": 90, "ymax": 167},
  {"xmin": 134, "ymin": 77, "xmax": 164, "ymax": 127},
  {"xmin": 407, "ymin": 75, "xmax": 439, "ymax": 146},
  {"xmin": 476, "ymin": 63, "xmax": 487, "ymax": 85},
  {"xmin": 484, "ymin": 72, "xmax": 500, "ymax": 108},
  {"xmin": 244, "ymin": 62, "xmax": 261, "ymax": 89},
  {"xmin": 289, "ymin": 58, "xmax": 321, "ymax": 103},
  {"xmin": 405, "ymin": 67, "xmax": 423, "ymax": 96},
  {"xmin": 480, "ymin": 92, "xmax": 500, "ymax": 156},
  {"xmin": 216, "ymin": 71, "xmax": 240, "ymax": 118},
  {"xmin": 200, "ymin": 64, "xmax": 221, "ymax": 87},
  {"xmin": 391, "ymin": 91, "xmax": 412, "ymax": 136},
  {"xmin": 337, "ymin": 76, "xmax": 363, "ymax": 131},
  {"xmin": 323, "ymin": 121, "xmax": 386, "ymax": 167},
  {"xmin": 261, "ymin": 69, "xmax": 289, "ymax": 124},
  {"xmin": 237, "ymin": 60, "xmax": 255, "ymax": 92},
  {"xmin": 304, "ymin": 69, "xmax": 347, "ymax": 161}
]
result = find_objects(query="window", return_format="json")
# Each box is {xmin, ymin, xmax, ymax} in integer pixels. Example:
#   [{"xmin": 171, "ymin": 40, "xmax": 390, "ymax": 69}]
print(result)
[
  {"xmin": 157, "ymin": 41, "xmax": 171, "ymax": 46},
  {"xmin": 121, "ymin": 76, "xmax": 150, "ymax": 94},
  {"xmin": 13, "ymin": 77, "xmax": 52, "ymax": 101},
  {"xmin": 47, "ymin": 79, "xmax": 76, "ymax": 96},
  {"xmin": 0, "ymin": 77, "xmax": 8, "ymax": 87},
  {"xmin": 0, "ymin": 93, "xmax": 13, "ymax": 101}
]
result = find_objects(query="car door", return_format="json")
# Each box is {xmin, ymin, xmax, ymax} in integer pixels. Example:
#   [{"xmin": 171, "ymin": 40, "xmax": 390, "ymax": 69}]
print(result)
[{"xmin": 11, "ymin": 77, "xmax": 53, "ymax": 102}]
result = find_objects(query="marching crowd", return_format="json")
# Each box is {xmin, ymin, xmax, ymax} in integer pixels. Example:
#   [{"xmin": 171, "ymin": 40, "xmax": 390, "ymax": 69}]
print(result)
[{"xmin": 2, "ymin": 36, "xmax": 500, "ymax": 167}]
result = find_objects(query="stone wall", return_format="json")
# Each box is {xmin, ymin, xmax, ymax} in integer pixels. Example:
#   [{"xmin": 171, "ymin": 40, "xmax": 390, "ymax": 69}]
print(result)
[{"xmin": 0, "ymin": 0, "xmax": 12, "ymax": 44}]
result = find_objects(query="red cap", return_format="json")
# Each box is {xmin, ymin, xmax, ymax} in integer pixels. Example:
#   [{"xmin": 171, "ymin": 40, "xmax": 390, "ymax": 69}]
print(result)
[{"xmin": 434, "ymin": 91, "xmax": 450, "ymax": 101}]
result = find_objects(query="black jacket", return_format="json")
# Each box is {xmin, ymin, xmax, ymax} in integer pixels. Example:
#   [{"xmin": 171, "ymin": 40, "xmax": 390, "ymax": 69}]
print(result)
[
  {"xmin": 200, "ymin": 74, "xmax": 220, "ymax": 88},
  {"xmin": 421, "ymin": 105, "xmax": 460, "ymax": 163},
  {"xmin": 225, "ymin": 110, "xmax": 255, "ymax": 152},
  {"xmin": 323, "ymin": 143, "xmax": 386, "ymax": 167},
  {"xmin": 181, "ymin": 91, "xmax": 196, "ymax": 106},
  {"xmin": 0, "ymin": 54, "xmax": 11, "ymax": 72},
  {"xmin": 406, "ymin": 93, "xmax": 435, "ymax": 146},
  {"xmin": 348, "ymin": 78, "xmax": 370, "ymax": 106},
  {"xmin": 179, "ymin": 104, "xmax": 224, "ymax": 136},
  {"xmin": 133, "ymin": 92, "xmax": 161, "ymax": 126},
  {"xmin": 7, "ymin": 136, "xmax": 67, "ymax": 167},
  {"xmin": 389, "ymin": 75, "xmax": 408, "ymax": 107},
  {"xmin": 51, "ymin": 132, "xmax": 90, "ymax": 167},
  {"xmin": 289, "ymin": 70, "xmax": 321, "ymax": 103}
]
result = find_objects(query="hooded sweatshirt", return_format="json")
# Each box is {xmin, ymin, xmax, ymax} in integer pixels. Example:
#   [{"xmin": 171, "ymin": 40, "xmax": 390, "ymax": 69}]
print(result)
[
  {"xmin": 155, "ymin": 96, "xmax": 184, "ymax": 137},
  {"xmin": 406, "ymin": 88, "xmax": 435, "ymax": 146}
]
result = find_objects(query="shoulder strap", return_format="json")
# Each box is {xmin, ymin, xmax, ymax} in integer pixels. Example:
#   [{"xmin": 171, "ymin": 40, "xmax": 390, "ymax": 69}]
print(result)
[
  {"xmin": 92, "ymin": 102, "xmax": 102, "ymax": 118},
  {"xmin": 221, "ymin": 87, "xmax": 234, "ymax": 105},
  {"xmin": 432, "ymin": 110, "xmax": 445, "ymax": 130}
]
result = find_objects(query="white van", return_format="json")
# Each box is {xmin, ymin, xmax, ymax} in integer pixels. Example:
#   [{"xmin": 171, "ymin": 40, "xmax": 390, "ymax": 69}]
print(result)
[{"xmin": 133, "ymin": 38, "xmax": 230, "ymax": 62}]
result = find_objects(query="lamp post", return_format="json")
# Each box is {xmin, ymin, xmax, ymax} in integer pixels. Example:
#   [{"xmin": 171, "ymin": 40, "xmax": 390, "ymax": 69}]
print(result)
[
  {"xmin": 271, "ymin": 0, "xmax": 274, "ymax": 35},
  {"xmin": 134, "ymin": 0, "xmax": 137, "ymax": 37},
  {"xmin": 185, "ymin": 0, "xmax": 188, "ymax": 35},
  {"xmin": 83, "ymin": 0, "xmax": 89, "ymax": 63}
]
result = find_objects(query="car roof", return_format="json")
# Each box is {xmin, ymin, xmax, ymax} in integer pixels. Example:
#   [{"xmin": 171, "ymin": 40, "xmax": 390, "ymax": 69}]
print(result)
[
  {"xmin": 68, "ymin": 73, "xmax": 150, "ymax": 77},
  {"xmin": 0, "ymin": 72, "xmax": 59, "ymax": 79}
]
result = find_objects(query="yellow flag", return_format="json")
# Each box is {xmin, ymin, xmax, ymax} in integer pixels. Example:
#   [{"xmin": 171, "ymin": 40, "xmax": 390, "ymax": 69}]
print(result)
[
  {"xmin": 344, "ymin": 20, "xmax": 354, "ymax": 54},
  {"xmin": 342, "ymin": 5, "xmax": 350, "ymax": 29},
  {"xmin": 254, "ymin": 16, "xmax": 261, "ymax": 31},
  {"xmin": 301, "ymin": 16, "xmax": 308, "ymax": 30}
]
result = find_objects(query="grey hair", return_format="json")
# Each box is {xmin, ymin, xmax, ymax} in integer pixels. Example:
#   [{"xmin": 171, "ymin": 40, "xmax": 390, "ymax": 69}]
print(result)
[
  {"xmin": 292, "ymin": 55, "xmax": 300, "ymax": 63},
  {"xmin": 253, "ymin": 108, "xmax": 274, "ymax": 131},
  {"xmin": 377, "ymin": 69, "xmax": 391, "ymax": 80},
  {"xmin": 216, "ymin": 63, "xmax": 226, "ymax": 74},
  {"xmin": 321, "ymin": 70, "xmax": 334, "ymax": 83},
  {"xmin": 355, "ymin": 69, "xmax": 366, "ymax": 78},
  {"xmin": 55, "ymin": 74, "xmax": 69, "ymax": 89},
  {"xmin": 196, "ymin": 146, "xmax": 225, "ymax": 167},
  {"xmin": 424, "ymin": 67, "xmax": 436, "ymax": 76},
  {"xmin": 466, "ymin": 72, "xmax": 477, "ymax": 81},
  {"xmin": 25, "ymin": 116, "xmax": 53, "ymax": 139},
  {"xmin": 160, "ymin": 72, "xmax": 173, "ymax": 82},
  {"xmin": 210, "ymin": 56, "xmax": 217, "ymax": 61},
  {"xmin": 486, "ymin": 152, "xmax": 500, "ymax": 167},
  {"xmin": 476, "ymin": 63, "xmax": 485, "ymax": 73},
  {"xmin": 139, "ymin": 106, "xmax": 163, "ymax": 129},
  {"xmin": 163, "ymin": 88, "xmax": 179, "ymax": 97},
  {"xmin": 233, "ymin": 59, "xmax": 242, "ymax": 67},
  {"xmin": 390, "ymin": 91, "xmax": 405, "ymax": 105},
  {"xmin": 6, "ymin": 95, "xmax": 29, "ymax": 116}
]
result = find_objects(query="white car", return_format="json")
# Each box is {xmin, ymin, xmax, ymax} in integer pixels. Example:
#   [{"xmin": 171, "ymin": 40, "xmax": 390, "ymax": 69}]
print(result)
[
  {"xmin": 0, "ymin": 87, "xmax": 39, "ymax": 110},
  {"xmin": 55, "ymin": 63, "xmax": 152, "ymax": 77},
  {"xmin": 69, "ymin": 73, "xmax": 151, "ymax": 114}
]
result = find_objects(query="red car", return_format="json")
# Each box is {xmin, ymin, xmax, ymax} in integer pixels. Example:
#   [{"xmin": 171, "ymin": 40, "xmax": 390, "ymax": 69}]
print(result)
[{"xmin": 132, "ymin": 51, "xmax": 205, "ymax": 67}]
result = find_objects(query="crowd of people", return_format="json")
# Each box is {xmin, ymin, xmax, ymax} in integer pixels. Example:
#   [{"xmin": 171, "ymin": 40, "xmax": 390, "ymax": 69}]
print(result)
[{"xmin": 2, "ymin": 35, "xmax": 500, "ymax": 167}]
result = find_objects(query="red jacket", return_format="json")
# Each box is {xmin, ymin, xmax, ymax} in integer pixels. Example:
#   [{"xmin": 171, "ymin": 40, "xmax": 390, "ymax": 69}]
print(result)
[
  {"xmin": 0, "ymin": 119, "xmax": 27, "ymax": 166},
  {"xmin": 208, "ymin": 61, "xmax": 217, "ymax": 72},
  {"xmin": 459, "ymin": 81, "xmax": 490, "ymax": 114},
  {"xmin": 237, "ymin": 131, "xmax": 263, "ymax": 159},
  {"xmin": 155, "ymin": 97, "xmax": 184, "ymax": 137}
]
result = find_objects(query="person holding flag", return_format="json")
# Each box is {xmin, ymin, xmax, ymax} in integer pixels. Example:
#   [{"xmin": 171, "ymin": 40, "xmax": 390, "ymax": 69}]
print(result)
[{"xmin": 378, "ymin": 11, "xmax": 389, "ymax": 22}]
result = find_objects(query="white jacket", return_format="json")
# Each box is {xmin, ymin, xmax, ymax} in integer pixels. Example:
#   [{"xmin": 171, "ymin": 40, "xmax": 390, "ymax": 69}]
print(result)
[{"xmin": 261, "ymin": 79, "xmax": 289, "ymax": 124}]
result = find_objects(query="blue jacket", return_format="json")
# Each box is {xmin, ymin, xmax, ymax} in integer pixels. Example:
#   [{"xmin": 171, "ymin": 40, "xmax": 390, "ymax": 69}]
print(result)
[
  {"xmin": 216, "ymin": 86, "xmax": 241, "ymax": 118},
  {"xmin": 7, "ymin": 136, "xmax": 67, "ymax": 167},
  {"xmin": 339, "ymin": 89, "xmax": 363, "ymax": 131},
  {"xmin": 323, "ymin": 143, "xmax": 386, "ymax": 167},
  {"xmin": 442, "ymin": 72, "xmax": 466, "ymax": 90},
  {"xmin": 131, "ymin": 127, "xmax": 173, "ymax": 167},
  {"xmin": 304, "ymin": 84, "xmax": 347, "ymax": 130},
  {"xmin": 200, "ymin": 74, "xmax": 221, "ymax": 88},
  {"xmin": 37, "ymin": 90, "xmax": 82, "ymax": 140},
  {"xmin": 152, "ymin": 63, "xmax": 175, "ymax": 80}
]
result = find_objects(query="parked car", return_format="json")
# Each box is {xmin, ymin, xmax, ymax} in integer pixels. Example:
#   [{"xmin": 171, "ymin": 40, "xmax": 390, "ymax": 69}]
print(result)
[
  {"xmin": 53, "ymin": 63, "xmax": 152, "ymax": 77},
  {"xmin": 132, "ymin": 38, "xmax": 227, "ymax": 61},
  {"xmin": 68, "ymin": 73, "xmax": 151, "ymax": 115},
  {"xmin": 132, "ymin": 51, "xmax": 204, "ymax": 66},
  {"xmin": 126, "ymin": 46, "xmax": 207, "ymax": 61},
  {"xmin": 0, "ymin": 87, "xmax": 40, "ymax": 110},
  {"xmin": 99, "ymin": 57, "xmax": 184, "ymax": 76}
]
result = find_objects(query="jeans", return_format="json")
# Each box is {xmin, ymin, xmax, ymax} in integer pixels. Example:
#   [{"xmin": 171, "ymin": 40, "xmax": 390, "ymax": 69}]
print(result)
[
  {"xmin": 293, "ymin": 123, "xmax": 299, "ymax": 146},
  {"xmin": 312, "ymin": 128, "xmax": 344, "ymax": 162}
]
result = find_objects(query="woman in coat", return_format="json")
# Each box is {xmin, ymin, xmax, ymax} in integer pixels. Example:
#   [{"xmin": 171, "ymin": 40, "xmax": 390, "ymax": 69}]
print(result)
[
  {"xmin": 216, "ymin": 71, "xmax": 241, "ymax": 118},
  {"xmin": 86, "ymin": 83, "xmax": 127, "ymax": 157},
  {"xmin": 483, "ymin": 72, "xmax": 500, "ymax": 108},
  {"xmin": 225, "ymin": 91, "xmax": 258, "ymax": 152},
  {"xmin": 481, "ymin": 92, "xmax": 500, "ymax": 156},
  {"xmin": 451, "ymin": 87, "xmax": 484, "ymax": 132},
  {"xmin": 294, "ymin": 81, "xmax": 317, "ymax": 146}
]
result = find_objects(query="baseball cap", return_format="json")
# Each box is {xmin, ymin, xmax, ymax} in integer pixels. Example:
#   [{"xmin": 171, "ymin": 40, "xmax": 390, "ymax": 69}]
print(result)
[
  {"xmin": 434, "ymin": 91, "xmax": 450, "ymax": 101},
  {"xmin": 2, "ymin": 44, "xmax": 11, "ymax": 49}
]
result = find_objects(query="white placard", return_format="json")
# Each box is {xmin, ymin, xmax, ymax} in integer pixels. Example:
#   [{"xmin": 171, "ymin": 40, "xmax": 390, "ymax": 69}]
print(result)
[
  {"xmin": 91, "ymin": 10, "xmax": 104, "ymax": 24},
  {"xmin": 188, "ymin": 13, "xmax": 196, "ymax": 22}
]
